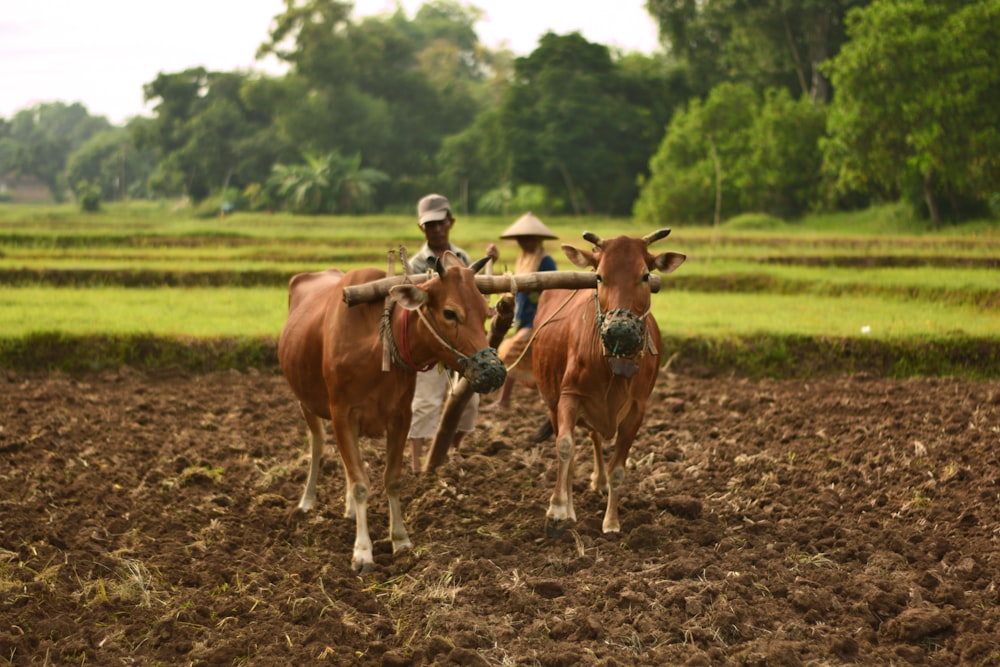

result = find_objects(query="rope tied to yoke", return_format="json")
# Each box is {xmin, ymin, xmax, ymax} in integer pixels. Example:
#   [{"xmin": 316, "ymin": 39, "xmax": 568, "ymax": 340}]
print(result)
[
  {"xmin": 504, "ymin": 270, "xmax": 518, "ymax": 296},
  {"xmin": 380, "ymin": 301, "xmax": 435, "ymax": 373},
  {"xmin": 381, "ymin": 248, "xmax": 396, "ymax": 371},
  {"xmin": 380, "ymin": 245, "xmax": 435, "ymax": 373},
  {"xmin": 501, "ymin": 288, "xmax": 577, "ymax": 374}
]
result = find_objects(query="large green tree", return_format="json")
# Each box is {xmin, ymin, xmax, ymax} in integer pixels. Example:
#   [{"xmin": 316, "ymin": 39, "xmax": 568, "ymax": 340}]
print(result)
[
  {"xmin": 65, "ymin": 122, "xmax": 157, "ymax": 201},
  {"xmin": 498, "ymin": 33, "xmax": 665, "ymax": 215},
  {"xmin": 646, "ymin": 0, "xmax": 868, "ymax": 102},
  {"xmin": 435, "ymin": 108, "xmax": 508, "ymax": 215},
  {"xmin": 635, "ymin": 83, "xmax": 826, "ymax": 223},
  {"xmin": 737, "ymin": 88, "xmax": 827, "ymax": 217},
  {"xmin": 136, "ymin": 68, "xmax": 289, "ymax": 201},
  {"xmin": 257, "ymin": 0, "xmax": 492, "ymax": 207},
  {"xmin": 822, "ymin": 0, "xmax": 1000, "ymax": 224},
  {"xmin": 0, "ymin": 102, "xmax": 111, "ymax": 201},
  {"xmin": 635, "ymin": 83, "xmax": 758, "ymax": 224}
]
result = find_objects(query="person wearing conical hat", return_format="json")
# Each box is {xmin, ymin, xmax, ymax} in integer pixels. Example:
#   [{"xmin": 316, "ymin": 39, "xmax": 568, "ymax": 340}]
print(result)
[{"xmin": 484, "ymin": 212, "xmax": 558, "ymax": 411}]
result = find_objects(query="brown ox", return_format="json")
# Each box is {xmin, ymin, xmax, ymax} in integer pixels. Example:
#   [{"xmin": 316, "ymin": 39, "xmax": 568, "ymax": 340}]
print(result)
[
  {"xmin": 278, "ymin": 252, "xmax": 505, "ymax": 572},
  {"xmin": 531, "ymin": 230, "xmax": 685, "ymax": 537}
]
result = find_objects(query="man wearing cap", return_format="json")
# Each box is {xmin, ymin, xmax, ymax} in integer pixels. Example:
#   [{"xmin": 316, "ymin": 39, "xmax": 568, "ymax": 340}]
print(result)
[
  {"xmin": 406, "ymin": 194, "xmax": 498, "ymax": 472},
  {"xmin": 484, "ymin": 212, "xmax": 558, "ymax": 411}
]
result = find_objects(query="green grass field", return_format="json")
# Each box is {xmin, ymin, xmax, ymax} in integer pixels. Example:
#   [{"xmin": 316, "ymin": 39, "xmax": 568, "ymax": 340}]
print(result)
[
  {"xmin": 2, "ymin": 287, "xmax": 995, "ymax": 340},
  {"xmin": 1, "ymin": 201, "xmax": 997, "ymax": 376}
]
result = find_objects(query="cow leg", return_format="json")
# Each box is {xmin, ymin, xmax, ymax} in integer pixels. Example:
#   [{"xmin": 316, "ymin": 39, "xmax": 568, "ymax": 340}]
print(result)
[
  {"xmin": 545, "ymin": 400, "xmax": 579, "ymax": 538},
  {"xmin": 341, "ymin": 454, "xmax": 356, "ymax": 519},
  {"xmin": 384, "ymin": 418, "xmax": 413, "ymax": 556},
  {"xmin": 296, "ymin": 403, "xmax": 325, "ymax": 513},
  {"xmin": 602, "ymin": 410, "xmax": 644, "ymax": 533},
  {"xmin": 588, "ymin": 430, "xmax": 608, "ymax": 493},
  {"xmin": 329, "ymin": 410, "xmax": 374, "ymax": 573}
]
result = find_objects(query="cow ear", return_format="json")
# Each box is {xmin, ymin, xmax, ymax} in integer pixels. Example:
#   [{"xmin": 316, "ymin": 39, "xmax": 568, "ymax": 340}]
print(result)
[
  {"xmin": 389, "ymin": 284, "xmax": 429, "ymax": 310},
  {"xmin": 440, "ymin": 251, "xmax": 464, "ymax": 271},
  {"xmin": 562, "ymin": 244, "xmax": 596, "ymax": 269},
  {"xmin": 654, "ymin": 252, "xmax": 686, "ymax": 274}
]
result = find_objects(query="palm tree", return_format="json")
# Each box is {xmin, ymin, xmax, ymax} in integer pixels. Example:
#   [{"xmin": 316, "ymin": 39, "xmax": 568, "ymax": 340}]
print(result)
[{"xmin": 267, "ymin": 151, "xmax": 388, "ymax": 214}]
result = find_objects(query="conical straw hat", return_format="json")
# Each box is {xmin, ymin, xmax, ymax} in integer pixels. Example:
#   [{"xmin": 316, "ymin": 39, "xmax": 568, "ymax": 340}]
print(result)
[{"xmin": 500, "ymin": 212, "xmax": 557, "ymax": 239}]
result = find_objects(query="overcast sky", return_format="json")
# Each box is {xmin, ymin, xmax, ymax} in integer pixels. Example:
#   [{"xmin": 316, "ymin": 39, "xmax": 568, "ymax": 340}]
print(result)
[{"xmin": 0, "ymin": 0, "xmax": 661, "ymax": 125}]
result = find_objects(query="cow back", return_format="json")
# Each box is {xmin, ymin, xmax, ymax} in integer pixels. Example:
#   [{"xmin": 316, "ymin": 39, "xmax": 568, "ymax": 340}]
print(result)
[{"xmin": 279, "ymin": 267, "xmax": 401, "ymax": 424}]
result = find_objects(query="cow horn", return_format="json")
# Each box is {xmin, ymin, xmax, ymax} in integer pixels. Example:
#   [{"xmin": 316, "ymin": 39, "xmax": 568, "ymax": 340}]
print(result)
[
  {"xmin": 642, "ymin": 229, "xmax": 672, "ymax": 246},
  {"xmin": 469, "ymin": 256, "xmax": 491, "ymax": 274},
  {"xmin": 582, "ymin": 231, "xmax": 604, "ymax": 248},
  {"xmin": 433, "ymin": 255, "xmax": 447, "ymax": 277}
]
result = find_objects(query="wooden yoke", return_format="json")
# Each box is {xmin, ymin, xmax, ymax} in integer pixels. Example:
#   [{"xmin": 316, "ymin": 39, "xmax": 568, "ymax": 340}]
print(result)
[
  {"xmin": 423, "ymin": 292, "xmax": 515, "ymax": 473},
  {"xmin": 342, "ymin": 271, "xmax": 662, "ymax": 306}
]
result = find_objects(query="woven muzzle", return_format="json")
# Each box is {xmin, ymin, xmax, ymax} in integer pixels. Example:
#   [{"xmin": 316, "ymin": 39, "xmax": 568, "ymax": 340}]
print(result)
[
  {"xmin": 600, "ymin": 308, "xmax": 645, "ymax": 358},
  {"xmin": 461, "ymin": 347, "xmax": 507, "ymax": 393}
]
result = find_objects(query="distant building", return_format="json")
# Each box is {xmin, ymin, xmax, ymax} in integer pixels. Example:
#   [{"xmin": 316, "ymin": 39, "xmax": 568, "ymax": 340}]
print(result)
[{"xmin": 0, "ymin": 174, "xmax": 54, "ymax": 202}]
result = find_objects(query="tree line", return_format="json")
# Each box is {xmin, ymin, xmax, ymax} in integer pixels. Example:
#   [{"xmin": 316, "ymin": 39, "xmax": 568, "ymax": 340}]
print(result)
[{"xmin": 1, "ymin": 0, "xmax": 997, "ymax": 226}]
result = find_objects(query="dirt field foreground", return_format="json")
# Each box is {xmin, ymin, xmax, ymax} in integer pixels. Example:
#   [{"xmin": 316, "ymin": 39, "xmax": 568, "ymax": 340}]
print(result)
[{"xmin": 1, "ymin": 367, "xmax": 998, "ymax": 666}]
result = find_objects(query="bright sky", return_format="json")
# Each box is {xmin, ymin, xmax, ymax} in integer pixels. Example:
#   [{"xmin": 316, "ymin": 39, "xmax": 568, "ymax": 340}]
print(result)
[{"xmin": 0, "ymin": 1, "xmax": 661, "ymax": 125}]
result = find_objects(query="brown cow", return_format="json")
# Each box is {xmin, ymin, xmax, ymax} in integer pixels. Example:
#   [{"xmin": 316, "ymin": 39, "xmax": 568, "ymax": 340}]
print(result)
[
  {"xmin": 531, "ymin": 230, "xmax": 685, "ymax": 537},
  {"xmin": 278, "ymin": 252, "xmax": 505, "ymax": 572}
]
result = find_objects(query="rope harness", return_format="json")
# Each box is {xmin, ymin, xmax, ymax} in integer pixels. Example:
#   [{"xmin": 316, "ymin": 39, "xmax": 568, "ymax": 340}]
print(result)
[
  {"xmin": 379, "ymin": 286, "xmax": 505, "ymax": 393},
  {"xmin": 501, "ymin": 282, "xmax": 575, "ymax": 373},
  {"xmin": 380, "ymin": 303, "xmax": 434, "ymax": 373}
]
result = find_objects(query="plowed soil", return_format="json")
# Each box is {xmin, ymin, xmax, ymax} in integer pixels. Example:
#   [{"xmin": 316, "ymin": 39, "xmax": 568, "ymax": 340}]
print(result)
[{"xmin": 2, "ymin": 368, "xmax": 998, "ymax": 666}]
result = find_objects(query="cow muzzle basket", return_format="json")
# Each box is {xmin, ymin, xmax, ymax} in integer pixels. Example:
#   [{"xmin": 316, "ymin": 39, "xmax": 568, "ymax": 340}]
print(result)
[
  {"xmin": 599, "ymin": 308, "xmax": 646, "ymax": 358},
  {"xmin": 460, "ymin": 347, "xmax": 507, "ymax": 394}
]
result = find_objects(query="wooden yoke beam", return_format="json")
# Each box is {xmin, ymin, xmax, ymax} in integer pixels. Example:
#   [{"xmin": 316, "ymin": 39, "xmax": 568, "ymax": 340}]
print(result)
[{"xmin": 342, "ymin": 270, "xmax": 662, "ymax": 306}]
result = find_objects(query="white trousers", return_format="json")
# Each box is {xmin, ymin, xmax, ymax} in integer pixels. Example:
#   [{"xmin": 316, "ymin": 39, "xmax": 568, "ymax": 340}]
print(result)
[{"xmin": 408, "ymin": 367, "xmax": 479, "ymax": 439}]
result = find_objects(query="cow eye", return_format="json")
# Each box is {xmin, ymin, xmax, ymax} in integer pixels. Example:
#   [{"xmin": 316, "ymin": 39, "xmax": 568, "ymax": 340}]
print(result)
[
  {"xmin": 594, "ymin": 274, "xmax": 603, "ymax": 284},
  {"xmin": 641, "ymin": 272, "xmax": 651, "ymax": 282},
  {"xmin": 443, "ymin": 309, "xmax": 459, "ymax": 322}
]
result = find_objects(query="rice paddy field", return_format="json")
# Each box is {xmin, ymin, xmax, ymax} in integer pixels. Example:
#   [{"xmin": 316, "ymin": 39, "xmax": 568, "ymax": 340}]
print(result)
[{"xmin": 0, "ymin": 202, "xmax": 996, "ymax": 377}]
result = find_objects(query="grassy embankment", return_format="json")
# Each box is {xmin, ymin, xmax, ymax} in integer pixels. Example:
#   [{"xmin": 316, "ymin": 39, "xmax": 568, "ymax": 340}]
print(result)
[{"xmin": 1, "ymin": 202, "xmax": 997, "ymax": 378}]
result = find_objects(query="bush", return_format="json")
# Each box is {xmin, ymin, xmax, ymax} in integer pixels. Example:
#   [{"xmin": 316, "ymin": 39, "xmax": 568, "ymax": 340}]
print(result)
[
  {"xmin": 77, "ymin": 181, "xmax": 101, "ymax": 212},
  {"xmin": 635, "ymin": 84, "xmax": 827, "ymax": 224},
  {"xmin": 634, "ymin": 83, "xmax": 757, "ymax": 225},
  {"xmin": 737, "ymin": 89, "xmax": 826, "ymax": 218},
  {"xmin": 722, "ymin": 213, "xmax": 786, "ymax": 231}
]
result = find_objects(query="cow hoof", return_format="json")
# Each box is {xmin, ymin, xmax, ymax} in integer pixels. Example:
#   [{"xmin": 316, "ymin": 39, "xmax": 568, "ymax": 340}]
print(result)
[
  {"xmin": 352, "ymin": 560, "xmax": 375, "ymax": 575},
  {"xmin": 530, "ymin": 419, "xmax": 554, "ymax": 443},
  {"xmin": 545, "ymin": 517, "xmax": 573, "ymax": 539},
  {"xmin": 590, "ymin": 479, "xmax": 609, "ymax": 494}
]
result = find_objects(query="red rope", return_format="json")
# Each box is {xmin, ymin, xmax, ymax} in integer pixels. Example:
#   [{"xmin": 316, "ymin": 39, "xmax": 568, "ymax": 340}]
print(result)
[{"xmin": 399, "ymin": 309, "xmax": 435, "ymax": 372}]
